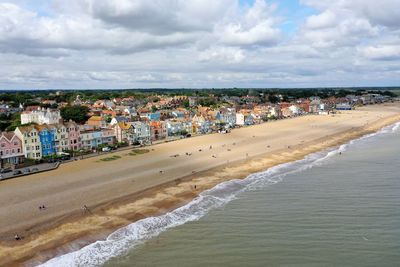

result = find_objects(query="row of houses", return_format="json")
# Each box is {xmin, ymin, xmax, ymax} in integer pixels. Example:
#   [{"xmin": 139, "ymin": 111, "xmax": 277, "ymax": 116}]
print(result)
[{"xmin": 4, "ymin": 93, "xmax": 390, "ymax": 167}]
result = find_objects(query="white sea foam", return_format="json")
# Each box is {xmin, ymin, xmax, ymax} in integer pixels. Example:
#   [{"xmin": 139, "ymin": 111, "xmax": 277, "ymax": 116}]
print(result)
[{"xmin": 38, "ymin": 121, "xmax": 400, "ymax": 267}]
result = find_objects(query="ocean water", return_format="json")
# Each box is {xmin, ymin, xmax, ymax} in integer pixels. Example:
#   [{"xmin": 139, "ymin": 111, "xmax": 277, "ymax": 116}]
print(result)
[{"xmin": 41, "ymin": 122, "xmax": 400, "ymax": 267}]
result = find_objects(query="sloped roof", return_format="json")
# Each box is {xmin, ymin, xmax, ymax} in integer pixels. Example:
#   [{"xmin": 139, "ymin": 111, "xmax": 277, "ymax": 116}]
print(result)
[{"xmin": 88, "ymin": 116, "xmax": 103, "ymax": 121}]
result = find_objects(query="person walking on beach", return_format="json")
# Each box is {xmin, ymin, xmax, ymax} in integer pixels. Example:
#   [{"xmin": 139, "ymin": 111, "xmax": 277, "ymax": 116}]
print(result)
[{"xmin": 82, "ymin": 205, "xmax": 90, "ymax": 213}]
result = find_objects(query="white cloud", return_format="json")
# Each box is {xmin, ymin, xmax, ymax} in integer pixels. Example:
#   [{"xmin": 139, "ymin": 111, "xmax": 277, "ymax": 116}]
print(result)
[
  {"xmin": 217, "ymin": 0, "xmax": 280, "ymax": 46},
  {"xmin": 198, "ymin": 47, "xmax": 245, "ymax": 63},
  {"xmin": 0, "ymin": 0, "xmax": 399, "ymax": 88},
  {"xmin": 360, "ymin": 45, "xmax": 400, "ymax": 61}
]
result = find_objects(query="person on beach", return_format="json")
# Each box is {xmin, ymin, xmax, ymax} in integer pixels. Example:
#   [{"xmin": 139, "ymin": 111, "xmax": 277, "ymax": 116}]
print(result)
[
  {"xmin": 82, "ymin": 205, "xmax": 89, "ymax": 213},
  {"xmin": 209, "ymin": 145, "xmax": 212, "ymax": 150},
  {"xmin": 14, "ymin": 234, "xmax": 21, "ymax": 241}
]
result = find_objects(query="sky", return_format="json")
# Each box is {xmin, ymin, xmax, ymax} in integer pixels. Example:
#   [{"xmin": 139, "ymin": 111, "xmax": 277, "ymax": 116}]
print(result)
[{"xmin": 0, "ymin": 0, "xmax": 399, "ymax": 89}]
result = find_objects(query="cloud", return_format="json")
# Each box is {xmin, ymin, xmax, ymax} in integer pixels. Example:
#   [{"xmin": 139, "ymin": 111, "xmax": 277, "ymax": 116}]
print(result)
[
  {"xmin": 359, "ymin": 45, "xmax": 400, "ymax": 61},
  {"xmin": 217, "ymin": 0, "xmax": 280, "ymax": 46},
  {"xmin": 0, "ymin": 0, "xmax": 399, "ymax": 89},
  {"xmin": 83, "ymin": 0, "xmax": 232, "ymax": 34},
  {"xmin": 198, "ymin": 47, "xmax": 245, "ymax": 63}
]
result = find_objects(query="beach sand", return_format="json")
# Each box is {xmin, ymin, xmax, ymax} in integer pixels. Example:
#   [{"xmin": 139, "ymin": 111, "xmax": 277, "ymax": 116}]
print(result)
[{"xmin": 0, "ymin": 103, "xmax": 400, "ymax": 266}]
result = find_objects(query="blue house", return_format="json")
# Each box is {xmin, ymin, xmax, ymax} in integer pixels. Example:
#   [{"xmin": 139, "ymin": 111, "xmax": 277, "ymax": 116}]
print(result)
[
  {"xmin": 244, "ymin": 115, "xmax": 254, "ymax": 126},
  {"xmin": 38, "ymin": 125, "xmax": 57, "ymax": 157},
  {"xmin": 141, "ymin": 112, "xmax": 161, "ymax": 121},
  {"xmin": 91, "ymin": 131, "xmax": 103, "ymax": 148}
]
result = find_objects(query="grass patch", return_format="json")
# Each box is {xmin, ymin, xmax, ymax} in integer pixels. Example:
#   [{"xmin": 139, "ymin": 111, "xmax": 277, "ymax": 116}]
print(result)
[
  {"xmin": 128, "ymin": 149, "xmax": 150, "ymax": 156},
  {"xmin": 98, "ymin": 155, "xmax": 121, "ymax": 162}
]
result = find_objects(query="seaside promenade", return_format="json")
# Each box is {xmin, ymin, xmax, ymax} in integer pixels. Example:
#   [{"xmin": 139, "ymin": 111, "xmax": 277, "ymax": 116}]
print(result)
[{"xmin": 1, "ymin": 103, "xmax": 400, "ymax": 266}]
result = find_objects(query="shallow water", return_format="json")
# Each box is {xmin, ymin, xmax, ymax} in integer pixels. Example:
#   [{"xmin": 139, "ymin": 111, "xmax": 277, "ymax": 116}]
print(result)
[{"xmin": 41, "ymin": 123, "xmax": 400, "ymax": 267}]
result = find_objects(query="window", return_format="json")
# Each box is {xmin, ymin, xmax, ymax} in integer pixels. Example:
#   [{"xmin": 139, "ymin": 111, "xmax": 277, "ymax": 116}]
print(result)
[
  {"xmin": 18, "ymin": 149, "xmax": 20, "ymax": 153},
  {"xmin": 0, "ymin": 143, "xmax": 4, "ymax": 148}
]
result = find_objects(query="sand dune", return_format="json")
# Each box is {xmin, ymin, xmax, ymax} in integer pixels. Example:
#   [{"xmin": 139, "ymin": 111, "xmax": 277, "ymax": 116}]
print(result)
[{"xmin": 0, "ymin": 103, "xmax": 400, "ymax": 266}]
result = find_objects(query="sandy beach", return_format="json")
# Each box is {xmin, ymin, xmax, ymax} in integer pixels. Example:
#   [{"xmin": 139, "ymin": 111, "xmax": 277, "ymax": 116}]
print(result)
[{"xmin": 1, "ymin": 103, "xmax": 400, "ymax": 267}]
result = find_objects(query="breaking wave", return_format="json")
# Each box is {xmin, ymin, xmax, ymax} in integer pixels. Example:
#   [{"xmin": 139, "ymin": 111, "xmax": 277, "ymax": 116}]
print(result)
[{"xmin": 38, "ymin": 121, "xmax": 400, "ymax": 267}]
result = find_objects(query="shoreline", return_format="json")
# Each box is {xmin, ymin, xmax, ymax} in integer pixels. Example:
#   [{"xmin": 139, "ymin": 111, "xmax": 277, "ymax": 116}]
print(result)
[{"xmin": 0, "ymin": 104, "xmax": 400, "ymax": 266}]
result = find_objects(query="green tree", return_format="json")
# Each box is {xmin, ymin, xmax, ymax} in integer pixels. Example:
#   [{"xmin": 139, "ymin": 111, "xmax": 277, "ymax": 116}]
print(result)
[
  {"xmin": 182, "ymin": 99, "xmax": 190, "ymax": 108},
  {"xmin": 151, "ymin": 105, "xmax": 158, "ymax": 113},
  {"xmin": 60, "ymin": 105, "xmax": 89, "ymax": 124},
  {"xmin": 268, "ymin": 94, "xmax": 279, "ymax": 103}
]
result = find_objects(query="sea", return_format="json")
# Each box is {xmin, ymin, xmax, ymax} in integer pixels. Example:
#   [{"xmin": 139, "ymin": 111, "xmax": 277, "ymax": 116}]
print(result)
[{"xmin": 40, "ymin": 122, "xmax": 400, "ymax": 267}]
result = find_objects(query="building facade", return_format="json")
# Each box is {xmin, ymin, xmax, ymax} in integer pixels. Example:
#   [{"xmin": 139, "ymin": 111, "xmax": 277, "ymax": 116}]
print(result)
[
  {"xmin": 0, "ymin": 132, "xmax": 24, "ymax": 167},
  {"xmin": 66, "ymin": 120, "xmax": 81, "ymax": 151},
  {"xmin": 149, "ymin": 121, "xmax": 167, "ymax": 141},
  {"xmin": 37, "ymin": 125, "xmax": 57, "ymax": 157},
  {"xmin": 21, "ymin": 108, "xmax": 61, "ymax": 125},
  {"xmin": 14, "ymin": 125, "xmax": 42, "ymax": 160},
  {"xmin": 131, "ymin": 121, "xmax": 151, "ymax": 143}
]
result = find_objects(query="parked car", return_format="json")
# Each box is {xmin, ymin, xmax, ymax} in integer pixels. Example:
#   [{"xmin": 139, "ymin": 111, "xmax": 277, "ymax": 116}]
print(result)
[
  {"xmin": 31, "ymin": 167, "xmax": 39, "ymax": 172},
  {"xmin": 0, "ymin": 168, "xmax": 11, "ymax": 173},
  {"xmin": 102, "ymin": 147, "xmax": 111, "ymax": 152},
  {"xmin": 24, "ymin": 168, "xmax": 31, "ymax": 173},
  {"xmin": 13, "ymin": 170, "xmax": 22, "ymax": 175}
]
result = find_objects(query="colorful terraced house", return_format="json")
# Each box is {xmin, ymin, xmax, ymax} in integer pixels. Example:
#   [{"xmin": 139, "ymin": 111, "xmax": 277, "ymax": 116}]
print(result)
[
  {"xmin": 36, "ymin": 125, "xmax": 57, "ymax": 157},
  {"xmin": 14, "ymin": 125, "xmax": 42, "ymax": 160}
]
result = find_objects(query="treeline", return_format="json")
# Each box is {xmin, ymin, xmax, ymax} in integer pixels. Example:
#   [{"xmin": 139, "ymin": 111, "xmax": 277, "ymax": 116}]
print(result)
[{"xmin": 0, "ymin": 87, "xmax": 398, "ymax": 105}]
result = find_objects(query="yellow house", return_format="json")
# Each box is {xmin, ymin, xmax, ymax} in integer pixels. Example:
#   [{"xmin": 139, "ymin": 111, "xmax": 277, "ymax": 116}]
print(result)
[{"xmin": 14, "ymin": 125, "xmax": 42, "ymax": 160}]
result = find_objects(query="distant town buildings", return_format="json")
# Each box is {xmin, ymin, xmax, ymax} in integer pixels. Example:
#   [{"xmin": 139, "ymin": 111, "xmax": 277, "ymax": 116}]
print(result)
[
  {"xmin": 20, "ymin": 107, "xmax": 61, "ymax": 125},
  {"xmin": 0, "ymin": 90, "xmax": 395, "ymax": 167}
]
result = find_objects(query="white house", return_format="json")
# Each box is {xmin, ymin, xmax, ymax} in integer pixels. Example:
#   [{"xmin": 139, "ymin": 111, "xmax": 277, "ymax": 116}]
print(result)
[
  {"xmin": 21, "ymin": 107, "xmax": 61, "ymax": 125},
  {"xmin": 235, "ymin": 113, "xmax": 245, "ymax": 126},
  {"xmin": 53, "ymin": 124, "xmax": 69, "ymax": 152},
  {"xmin": 166, "ymin": 120, "xmax": 192, "ymax": 136},
  {"xmin": 131, "ymin": 121, "xmax": 151, "ymax": 143},
  {"xmin": 289, "ymin": 105, "xmax": 301, "ymax": 115}
]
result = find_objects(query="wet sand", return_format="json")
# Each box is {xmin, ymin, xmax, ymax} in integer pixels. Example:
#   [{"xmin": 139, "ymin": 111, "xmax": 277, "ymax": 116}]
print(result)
[{"xmin": 0, "ymin": 103, "xmax": 400, "ymax": 266}]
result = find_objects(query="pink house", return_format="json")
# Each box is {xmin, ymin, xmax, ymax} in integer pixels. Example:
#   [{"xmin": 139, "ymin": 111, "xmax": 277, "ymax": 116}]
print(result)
[
  {"xmin": 0, "ymin": 132, "xmax": 24, "ymax": 167},
  {"xmin": 66, "ymin": 120, "xmax": 81, "ymax": 151}
]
